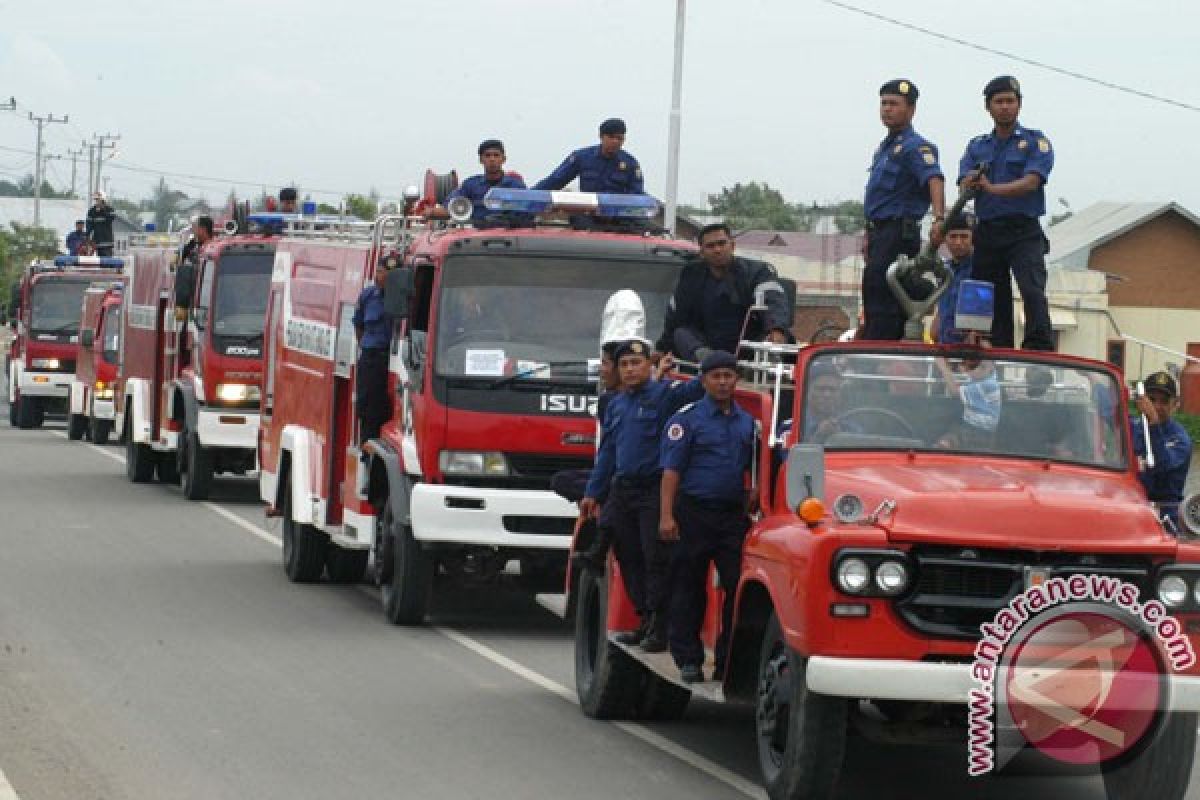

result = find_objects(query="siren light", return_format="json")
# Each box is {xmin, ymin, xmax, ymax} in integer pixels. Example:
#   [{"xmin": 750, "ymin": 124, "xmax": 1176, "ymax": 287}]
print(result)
[{"xmin": 482, "ymin": 188, "xmax": 660, "ymax": 219}]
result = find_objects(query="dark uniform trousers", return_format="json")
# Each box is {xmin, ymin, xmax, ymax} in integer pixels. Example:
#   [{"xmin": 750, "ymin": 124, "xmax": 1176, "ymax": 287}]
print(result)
[
  {"xmin": 356, "ymin": 348, "xmax": 392, "ymax": 443},
  {"xmin": 608, "ymin": 477, "xmax": 672, "ymax": 618},
  {"xmin": 668, "ymin": 495, "xmax": 750, "ymax": 673},
  {"xmin": 974, "ymin": 216, "xmax": 1054, "ymax": 351},
  {"xmin": 861, "ymin": 219, "xmax": 920, "ymax": 341}
]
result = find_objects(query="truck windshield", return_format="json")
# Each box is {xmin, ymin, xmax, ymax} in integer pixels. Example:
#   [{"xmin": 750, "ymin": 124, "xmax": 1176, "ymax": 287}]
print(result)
[
  {"xmin": 800, "ymin": 351, "xmax": 1127, "ymax": 469},
  {"xmin": 30, "ymin": 278, "xmax": 92, "ymax": 334},
  {"xmin": 434, "ymin": 254, "xmax": 682, "ymax": 383},
  {"xmin": 212, "ymin": 252, "xmax": 273, "ymax": 337}
]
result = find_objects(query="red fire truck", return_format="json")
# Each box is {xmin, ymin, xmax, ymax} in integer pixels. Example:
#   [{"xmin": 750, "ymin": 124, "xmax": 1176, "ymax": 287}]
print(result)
[
  {"xmin": 119, "ymin": 228, "xmax": 274, "ymax": 498},
  {"xmin": 259, "ymin": 190, "xmax": 690, "ymax": 623},
  {"xmin": 6, "ymin": 255, "xmax": 124, "ymax": 430},
  {"xmin": 573, "ymin": 340, "xmax": 1200, "ymax": 800},
  {"xmin": 67, "ymin": 277, "xmax": 126, "ymax": 444}
]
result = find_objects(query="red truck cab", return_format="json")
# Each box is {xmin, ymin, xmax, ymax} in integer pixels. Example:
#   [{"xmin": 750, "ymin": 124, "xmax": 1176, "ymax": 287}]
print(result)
[
  {"xmin": 259, "ymin": 194, "xmax": 691, "ymax": 624},
  {"xmin": 6, "ymin": 255, "xmax": 123, "ymax": 429},
  {"xmin": 575, "ymin": 341, "xmax": 1200, "ymax": 800},
  {"xmin": 67, "ymin": 278, "xmax": 126, "ymax": 444}
]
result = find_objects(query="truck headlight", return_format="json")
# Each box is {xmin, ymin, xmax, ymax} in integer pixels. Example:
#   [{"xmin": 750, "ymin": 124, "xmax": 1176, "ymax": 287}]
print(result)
[
  {"xmin": 835, "ymin": 558, "xmax": 871, "ymax": 595},
  {"xmin": 1158, "ymin": 574, "xmax": 1189, "ymax": 608},
  {"xmin": 215, "ymin": 383, "xmax": 261, "ymax": 404},
  {"xmin": 439, "ymin": 450, "xmax": 510, "ymax": 477},
  {"xmin": 31, "ymin": 358, "xmax": 60, "ymax": 370},
  {"xmin": 874, "ymin": 560, "xmax": 911, "ymax": 595},
  {"xmin": 95, "ymin": 380, "xmax": 115, "ymax": 400}
]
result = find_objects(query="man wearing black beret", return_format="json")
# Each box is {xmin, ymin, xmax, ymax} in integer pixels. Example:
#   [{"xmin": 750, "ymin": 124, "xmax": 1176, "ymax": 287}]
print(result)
[
  {"xmin": 959, "ymin": 76, "xmax": 1056, "ymax": 350},
  {"xmin": 862, "ymin": 79, "xmax": 946, "ymax": 341},
  {"xmin": 535, "ymin": 117, "xmax": 645, "ymax": 195},
  {"xmin": 433, "ymin": 139, "xmax": 527, "ymax": 224}
]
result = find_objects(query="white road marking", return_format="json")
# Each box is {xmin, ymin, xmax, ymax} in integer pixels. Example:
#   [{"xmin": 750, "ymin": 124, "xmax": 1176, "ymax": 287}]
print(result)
[
  {"xmin": 0, "ymin": 765, "xmax": 22, "ymax": 800},
  {"xmin": 59, "ymin": 433, "xmax": 767, "ymax": 799}
]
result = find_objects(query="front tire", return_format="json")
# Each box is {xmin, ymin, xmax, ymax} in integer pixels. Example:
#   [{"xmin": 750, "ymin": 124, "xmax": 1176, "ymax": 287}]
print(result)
[
  {"xmin": 67, "ymin": 412, "xmax": 87, "ymax": 440},
  {"xmin": 755, "ymin": 612, "xmax": 846, "ymax": 800},
  {"xmin": 15, "ymin": 394, "xmax": 41, "ymax": 429},
  {"xmin": 282, "ymin": 486, "xmax": 327, "ymax": 583},
  {"xmin": 1102, "ymin": 712, "xmax": 1197, "ymax": 800},
  {"xmin": 90, "ymin": 418, "xmax": 112, "ymax": 446},
  {"xmin": 574, "ymin": 565, "xmax": 650, "ymax": 719},
  {"xmin": 182, "ymin": 430, "xmax": 213, "ymax": 501},
  {"xmin": 125, "ymin": 417, "xmax": 156, "ymax": 483},
  {"xmin": 376, "ymin": 497, "xmax": 431, "ymax": 625}
]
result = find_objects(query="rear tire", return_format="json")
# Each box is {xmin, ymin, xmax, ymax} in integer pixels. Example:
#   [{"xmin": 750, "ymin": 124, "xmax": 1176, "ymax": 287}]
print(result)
[
  {"xmin": 326, "ymin": 546, "xmax": 369, "ymax": 584},
  {"xmin": 67, "ymin": 412, "xmax": 87, "ymax": 440},
  {"xmin": 182, "ymin": 430, "xmax": 213, "ymax": 501},
  {"xmin": 376, "ymin": 497, "xmax": 431, "ymax": 625},
  {"xmin": 755, "ymin": 612, "xmax": 846, "ymax": 800},
  {"xmin": 282, "ymin": 487, "xmax": 327, "ymax": 583},
  {"xmin": 90, "ymin": 418, "xmax": 111, "ymax": 446},
  {"xmin": 574, "ymin": 565, "xmax": 650, "ymax": 719},
  {"xmin": 125, "ymin": 418, "xmax": 155, "ymax": 483},
  {"xmin": 1101, "ymin": 712, "xmax": 1197, "ymax": 800}
]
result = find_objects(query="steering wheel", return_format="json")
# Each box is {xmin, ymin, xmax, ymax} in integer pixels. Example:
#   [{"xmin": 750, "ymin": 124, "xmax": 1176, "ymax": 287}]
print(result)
[{"xmin": 834, "ymin": 407, "xmax": 917, "ymax": 439}]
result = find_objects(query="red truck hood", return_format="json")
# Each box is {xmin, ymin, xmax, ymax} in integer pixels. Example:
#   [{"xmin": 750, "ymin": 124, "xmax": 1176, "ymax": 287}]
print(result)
[{"xmin": 827, "ymin": 455, "xmax": 1175, "ymax": 555}]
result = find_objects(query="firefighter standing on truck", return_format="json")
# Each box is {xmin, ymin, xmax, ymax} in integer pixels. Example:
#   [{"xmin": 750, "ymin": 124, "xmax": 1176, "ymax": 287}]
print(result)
[
  {"xmin": 353, "ymin": 258, "xmax": 394, "ymax": 444},
  {"xmin": 580, "ymin": 339, "xmax": 704, "ymax": 653},
  {"xmin": 659, "ymin": 350, "xmax": 754, "ymax": 684},
  {"xmin": 862, "ymin": 79, "xmax": 946, "ymax": 341},
  {"xmin": 534, "ymin": 118, "xmax": 644, "ymax": 195},
  {"xmin": 1132, "ymin": 371, "xmax": 1193, "ymax": 528}
]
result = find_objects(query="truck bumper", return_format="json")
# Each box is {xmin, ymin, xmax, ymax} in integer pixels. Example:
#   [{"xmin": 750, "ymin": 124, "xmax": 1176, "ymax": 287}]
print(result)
[
  {"xmin": 21, "ymin": 372, "xmax": 71, "ymax": 398},
  {"xmin": 410, "ymin": 484, "xmax": 577, "ymax": 550},
  {"xmin": 806, "ymin": 655, "xmax": 1200, "ymax": 711},
  {"xmin": 93, "ymin": 397, "xmax": 116, "ymax": 421},
  {"xmin": 196, "ymin": 408, "xmax": 259, "ymax": 451}
]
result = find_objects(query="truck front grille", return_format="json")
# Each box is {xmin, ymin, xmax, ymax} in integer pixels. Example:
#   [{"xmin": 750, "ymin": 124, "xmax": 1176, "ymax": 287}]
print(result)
[{"xmin": 443, "ymin": 454, "xmax": 593, "ymax": 491}]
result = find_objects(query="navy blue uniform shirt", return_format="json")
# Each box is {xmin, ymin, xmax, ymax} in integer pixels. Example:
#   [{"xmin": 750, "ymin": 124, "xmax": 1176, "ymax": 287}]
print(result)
[
  {"xmin": 585, "ymin": 376, "xmax": 705, "ymax": 499},
  {"xmin": 353, "ymin": 285, "xmax": 393, "ymax": 351},
  {"xmin": 864, "ymin": 125, "xmax": 943, "ymax": 221},
  {"xmin": 534, "ymin": 145, "xmax": 645, "ymax": 194},
  {"xmin": 447, "ymin": 172, "xmax": 527, "ymax": 222},
  {"xmin": 935, "ymin": 254, "xmax": 975, "ymax": 344},
  {"xmin": 1132, "ymin": 415, "xmax": 1193, "ymax": 504},
  {"xmin": 661, "ymin": 395, "xmax": 754, "ymax": 504},
  {"xmin": 958, "ymin": 125, "xmax": 1054, "ymax": 220},
  {"xmin": 700, "ymin": 271, "xmax": 748, "ymax": 354}
]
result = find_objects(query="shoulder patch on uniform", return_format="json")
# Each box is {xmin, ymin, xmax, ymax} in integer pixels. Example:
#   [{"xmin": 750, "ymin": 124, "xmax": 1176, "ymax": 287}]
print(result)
[
  {"xmin": 1017, "ymin": 139, "xmax": 1028, "ymax": 150},
  {"xmin": 676, "ymin": 401, "xmax": 697, "ymax": 414},
  {"xmin": 618, "ymin": 161, "xmax": 627, "ymax": 170},
  {"xmin": 893, "ymin": 144, "xmax": 903, "ymax": 154},
  {"xmin": 667, "ymin": 422, "xmax": 685, "ymax": 441},
  {"xmin": 923, "ymin": 152, "xmax": 936, "ymax": 164},
  {"xmin": 918, "ymin": 144, "xmax": 933, "ymax": 153},
  {"xmin": 1038, "ymin": 138, "xmax": 1051, "ymax": 153}
]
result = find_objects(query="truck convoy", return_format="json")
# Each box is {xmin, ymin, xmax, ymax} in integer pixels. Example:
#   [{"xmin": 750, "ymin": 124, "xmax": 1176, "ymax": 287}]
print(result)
[
  {"xmin": 67, "ymin": 276, "xmax": 126, "ymax": 444},
  {"xmin": 259, "ymin": 189, "xmax": 689, "ymax": 623},
  {"xmin": 7, "ymin": 255, "xmax": 124, "ymax": 430},
  {"xmin": 118, "ymin": 225, "xmax": 274, "ymax": 498}
]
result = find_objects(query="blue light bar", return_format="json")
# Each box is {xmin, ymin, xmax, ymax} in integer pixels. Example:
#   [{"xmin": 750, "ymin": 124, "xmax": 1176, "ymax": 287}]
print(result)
[
  {"xmin": 247, "ymin": 212, "xmax": 366, "ymax": 231},
  {"xmin": 483, "ymin": 188, "xmax": 660, "ymax": 219},
  {"xmin": 53, "ymin": 255, "xmax": 125, "ymax": 268}
]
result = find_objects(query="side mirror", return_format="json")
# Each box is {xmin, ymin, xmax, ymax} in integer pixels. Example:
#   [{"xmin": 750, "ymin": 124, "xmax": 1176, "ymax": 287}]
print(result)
[
  {"xmin": 80, "ymin": 329, "xmax": 95, "ymax": 348},
  {"xmin": 785, "ymin": 443, "xmax": 826, "ymax": 513},
  {"xmin": 384, "ymin": 267, "xmax": 414, "ymax": 318},
  {"xmin": 1180, "ymin": 493, "xmax": 1200, "ymax": 539}
]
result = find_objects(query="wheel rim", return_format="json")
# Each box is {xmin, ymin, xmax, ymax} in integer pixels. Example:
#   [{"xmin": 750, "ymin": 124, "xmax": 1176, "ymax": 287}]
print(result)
[{"xmin": 756, "ymin": 640, "xmax": 794, "ymax": 777}]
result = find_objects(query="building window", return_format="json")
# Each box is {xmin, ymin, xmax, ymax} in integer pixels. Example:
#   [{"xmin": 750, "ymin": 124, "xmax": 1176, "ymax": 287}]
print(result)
[{"xmin": 1107, "ymin": 339, "xmax": 1126, "ymax": 371}]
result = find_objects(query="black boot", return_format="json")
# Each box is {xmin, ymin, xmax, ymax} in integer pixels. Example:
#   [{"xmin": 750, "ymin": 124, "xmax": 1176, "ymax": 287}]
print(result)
[
  {"xmin": 640, "ymin": 612, "xmax": 668, "ymax": 653},
  {"xmin": 615, "ymin": 615, "xmax": 650, "ymax": 646}
]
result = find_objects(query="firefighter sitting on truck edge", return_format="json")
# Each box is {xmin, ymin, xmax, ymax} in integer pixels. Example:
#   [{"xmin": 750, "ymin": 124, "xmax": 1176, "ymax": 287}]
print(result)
[
  {"xmin": 429, "ymin": 139, "xmax": 527, "ymax": 225},
  {"xmin": 581, "ymin": 338, "xmax": 704, "ymax": 653},
  {"xmin": 1132, "ymin": 371, "xmax": 1193, "ymax": 529},
  {"xmin": 659, "ymin": 350, "xmax": 754, "ymax": 684},
  {"xmin": 657, "ymin": 223, "xmax": 791, "ymax": 362},
  {"xmin": 352, "ymin": 256, "xmax": 395, "ymax": 444},
  {"xmin": 534, "ymin": 118, "xmax": 644, "ymax": 196}
]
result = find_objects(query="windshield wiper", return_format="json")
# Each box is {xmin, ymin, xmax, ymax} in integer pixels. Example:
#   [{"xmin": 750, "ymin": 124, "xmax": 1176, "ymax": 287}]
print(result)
[{"xmin": 488, "ymin": 360, "xmax": 594, "ymax": 389}]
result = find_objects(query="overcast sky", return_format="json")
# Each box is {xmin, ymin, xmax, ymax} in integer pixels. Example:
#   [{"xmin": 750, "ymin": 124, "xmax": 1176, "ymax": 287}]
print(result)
[{"xmin": 3, "ymin": 0, "xmax": 1198, "ymax": 216}]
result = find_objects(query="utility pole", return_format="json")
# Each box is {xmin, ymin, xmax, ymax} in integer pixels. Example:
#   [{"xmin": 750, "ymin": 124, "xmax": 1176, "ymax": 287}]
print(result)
[
  {"xmin": 66, "ymin": 146, "xmax": 85, "ymax": 197},
  {"xmin": 29, "ymin": 111, "xmax": 69, "ymax": 228},
  {"xmin": 663, "ymin": 0, "xmax": 687, "ymax": 236},
  {"xmin": 92, "ymin": 133, "xmax": 120, "ymax": 197},
  {"xmin": 1, "ymin": 96, "xmax": 15, "ymax": 112}
]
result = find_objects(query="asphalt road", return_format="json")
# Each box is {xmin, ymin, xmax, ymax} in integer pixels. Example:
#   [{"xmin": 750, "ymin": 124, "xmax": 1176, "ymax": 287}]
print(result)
[{"xmin": 0, "ymin": 405, "xmax": 1197, "ymax": 799}]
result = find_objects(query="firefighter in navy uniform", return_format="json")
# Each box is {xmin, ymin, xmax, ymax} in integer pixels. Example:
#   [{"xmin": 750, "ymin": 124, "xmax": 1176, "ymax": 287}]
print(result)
[
  {"xmin": 659, "ymin": 351, "xmax": 754, "ymax": 683},
  {"xmin": 1132, "ymin": 371, "xmax": 1193, "ymax": 528},
  {"xmin": 580, "ymin": 339, "xmax": 705, "ymax": 652},
  {"xmin": 352, "ymin": 258, "xmax": 395, "ymax": 444},
  {"xmin": 430, "ymin": 139, "xmax": 527, "ymax": 225},
  {"xmin": 959, "ymin": 76, "xmax": 1056, "ymax": 350},
  {"xmin": 862, "ymin": 79, "xmax": 946, "ymax": 341},
  {"xmin": 535, "ymin": 118, "xmax": 645, "ymax": 195}
]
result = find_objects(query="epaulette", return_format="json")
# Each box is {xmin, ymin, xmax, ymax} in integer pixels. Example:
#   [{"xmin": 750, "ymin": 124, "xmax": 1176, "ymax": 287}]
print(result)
[{"xmin": 674, "ymin": 401, "xmax": 698, "ymax": 415}]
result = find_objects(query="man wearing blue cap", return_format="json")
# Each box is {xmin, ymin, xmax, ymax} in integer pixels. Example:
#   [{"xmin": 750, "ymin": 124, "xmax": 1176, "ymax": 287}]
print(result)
[
  {"xmin": 535, "ymin": 118, "xmax": 645, "ymax": 195},
  {"xmin": 959, "ymin": 76, "xmax": 1055, "ymax": 351},
  {"xmin": 66, "ymin": 220, "xmax": 87, "ymax": 256},
  {"xmin": 581, "ymin": 337, "xmax": 704, "ymax": 652},
  {"xmin": 659, "ymin": 350, "xmax": 754, "ymax": 683}
]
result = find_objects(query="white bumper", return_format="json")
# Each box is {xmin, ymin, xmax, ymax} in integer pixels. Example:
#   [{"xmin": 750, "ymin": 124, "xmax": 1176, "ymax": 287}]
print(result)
[
  {"xmin": 410, "ymin": 484, "xmax": 577, "ymax": 550},
  {"xmin": 196, "ymin": 407, "xmax": 259, "ymax": 451},
  {"xmin": 93, "ymin": 397, "xmax": 116, "ymax": 421},
  {"xmin": 20, "ymin": 371, "xmax": 71, "ymax": 398},
  {"xmin": 806, "ymin": 656, "xmax": 1200, "ymax": 711}
]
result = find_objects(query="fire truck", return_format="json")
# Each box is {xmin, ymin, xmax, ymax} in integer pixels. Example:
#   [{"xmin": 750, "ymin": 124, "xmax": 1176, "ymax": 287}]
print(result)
[
  {"xmin": 259, "ymin": 189, "xmax": 690, "ymax": 623},
  {"xmin": 6, "ymin": 255, "xmax": 124, "ymax": 430},
  {"xmin": 67, "ymin": 277, "xmax": 126, "ymax": 444},
  {"xmin": 572, "ymin": 338, "xmax": 1200, "ymax": 800},
  {"xmin": 118, "ymin": 226, "xmax": 274, "ymax": 498}
]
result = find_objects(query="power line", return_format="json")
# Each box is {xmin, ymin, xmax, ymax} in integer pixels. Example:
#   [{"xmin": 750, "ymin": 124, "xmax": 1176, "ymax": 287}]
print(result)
[{"xmin": 822, "ymin": 0, "xmax": 1200, "ymax": 113}]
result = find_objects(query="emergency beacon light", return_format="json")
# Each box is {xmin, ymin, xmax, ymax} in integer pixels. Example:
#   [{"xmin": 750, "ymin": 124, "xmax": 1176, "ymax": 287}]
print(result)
[
  {"xmin": 51, "ymin": 255, "xmax": 125, "ymax": 271},
  {"xmin": 483, "ymin": 188, "xmax": 660, "ymax": 219},
  {"xmin": 954, "ymin": 279, "xmax": 994, "ymax": 333}
]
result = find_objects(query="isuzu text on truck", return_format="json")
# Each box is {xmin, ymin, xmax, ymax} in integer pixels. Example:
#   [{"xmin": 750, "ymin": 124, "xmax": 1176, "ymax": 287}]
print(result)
[
  {"xmin": 7, "ymin": 255, "xmax": 124, "ymax": 430},
  {"xmin": 259, "ymin": 188, "xmax": 692, "ymax": 624}
]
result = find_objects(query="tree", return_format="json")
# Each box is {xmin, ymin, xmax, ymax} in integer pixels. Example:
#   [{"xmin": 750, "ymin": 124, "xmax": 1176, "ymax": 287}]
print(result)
[
  {"xmin": 344, "ymin": 193, "xmax": 378, "ymax": 221},
  {"xmin": 149, "ymin": 177, "xmax": 191, "ymax": 232},
  {"xmin": 0, "ymin": 222, "xmax": 58, "ymax": 310},
  {"xmin": 707, "ymin": 182, "xmax": 801, "ymax": 231},
  {"xmin": 0, "ymin": 173, "xmax": 72, "ymax": 199},
  {"xmin": 830, "ymin": 200, "xmax": 866, "ymax": 234}
]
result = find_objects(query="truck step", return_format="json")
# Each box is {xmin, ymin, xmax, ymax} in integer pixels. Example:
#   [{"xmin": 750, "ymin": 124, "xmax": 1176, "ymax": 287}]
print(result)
[{"xmin": 610, "ymin": 636, "xmax": 725, "ymax": 703}]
